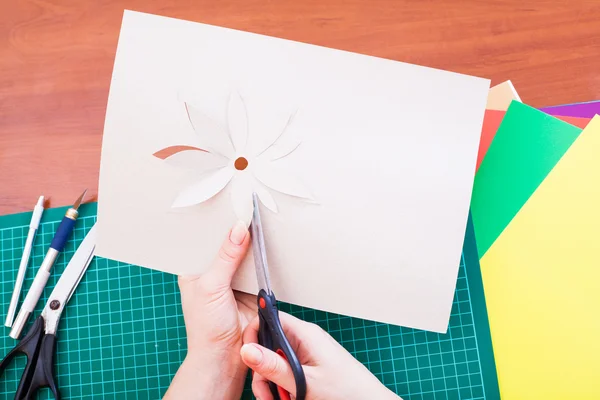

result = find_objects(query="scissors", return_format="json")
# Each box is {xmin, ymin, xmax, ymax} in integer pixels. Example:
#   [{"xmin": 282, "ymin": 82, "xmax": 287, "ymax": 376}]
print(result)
[
  {"xmin": 0, "ymin": 224, "xmax": 97, "ymax": 400},
  {"xmin": 250, "ymin": 193, "xmax": 307, "ymax": 400}
]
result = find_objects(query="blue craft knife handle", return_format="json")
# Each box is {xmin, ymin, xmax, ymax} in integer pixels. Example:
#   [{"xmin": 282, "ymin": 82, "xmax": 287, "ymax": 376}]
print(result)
[{"xmin": 49, "ymin": 210, "xmax": 78, "ymax": 252}]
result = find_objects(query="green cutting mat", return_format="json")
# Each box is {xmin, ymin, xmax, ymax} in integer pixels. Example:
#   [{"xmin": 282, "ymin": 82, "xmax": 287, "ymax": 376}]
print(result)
[{"xmin": 0, "ymin": 203, "xmax": 499, "ymax": 399}]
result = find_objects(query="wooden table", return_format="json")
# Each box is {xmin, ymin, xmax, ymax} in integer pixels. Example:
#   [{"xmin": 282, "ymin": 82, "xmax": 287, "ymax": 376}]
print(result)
[{"xmin": 1, "ymin": 0, "xmax": 599, "ymax": 214}]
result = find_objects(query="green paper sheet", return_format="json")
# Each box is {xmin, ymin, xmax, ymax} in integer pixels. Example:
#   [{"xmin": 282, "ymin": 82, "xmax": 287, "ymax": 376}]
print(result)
[{"xmin": 471, "ymin": 101, "xmax": 582, "ymax": 258}]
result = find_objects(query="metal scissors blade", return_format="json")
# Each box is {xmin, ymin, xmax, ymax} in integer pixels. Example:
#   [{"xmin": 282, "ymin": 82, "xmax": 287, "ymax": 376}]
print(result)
[
  {"xmin": 251, "ymin": 193, "xmax": 272, "ymax": 295},
  {"xmin": 41, "ymin": 224, "xmax": 97, "ymax": 334}
]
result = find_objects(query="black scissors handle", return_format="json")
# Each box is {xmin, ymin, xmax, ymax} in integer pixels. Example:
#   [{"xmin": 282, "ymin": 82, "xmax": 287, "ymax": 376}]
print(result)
[
  {"xmin": 257, "ymin": 289, "xmax": 306, "ymax": 400},
  {"xmin": 0, "ymin": 316, "xmax": 60, "ymax": 400}
]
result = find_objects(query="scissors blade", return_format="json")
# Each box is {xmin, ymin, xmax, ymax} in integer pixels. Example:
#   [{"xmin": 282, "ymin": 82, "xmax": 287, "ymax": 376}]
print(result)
[
  {"xmin": 41, "ymin": 224, "xmax": 97, "ymax": 334},
  {"xmin": 251, "ymin": 193, "xmax": 272, "ymax": 295}
]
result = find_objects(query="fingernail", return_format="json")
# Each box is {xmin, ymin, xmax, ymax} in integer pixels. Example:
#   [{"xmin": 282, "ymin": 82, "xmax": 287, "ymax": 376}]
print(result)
[
  {"xmin": 230, "ymin": 221, "xmax": 248, "ymax": 245},
  {"xmin": 241, "ymin": 344, "xmax": 263, "ymax": 365}
]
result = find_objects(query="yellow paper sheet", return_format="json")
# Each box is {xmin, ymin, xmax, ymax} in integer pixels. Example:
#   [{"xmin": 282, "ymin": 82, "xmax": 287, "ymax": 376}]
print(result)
[
  {"xmin": 481, "ymin": 116, "xmax": 600, "ymax": 399},
  {"xmin": 486, "ymin": 80, "xmax": 521, "ymax": 111}
]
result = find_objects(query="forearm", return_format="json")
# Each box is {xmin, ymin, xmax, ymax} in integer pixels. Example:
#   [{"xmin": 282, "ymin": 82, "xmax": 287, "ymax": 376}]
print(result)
[{"xmin": 164, "ymin": 350, "xmax": 247, "ymax": 400}]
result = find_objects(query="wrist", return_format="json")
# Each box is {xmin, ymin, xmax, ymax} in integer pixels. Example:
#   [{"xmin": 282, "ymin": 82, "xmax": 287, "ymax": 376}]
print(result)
[
  {"xmin": 189, "ymin": 347, "xmax": 246, "ymax": 378},
  {"xmin": 165, "ymin": 349, "xmax": 247, "ymax": 400},
  {"xmin": 342, "ymin": 372, "xmax": 401, "ymax": 400},
  {"xmin": 369, "ymin": 382, "xmax": 402, "ymax": 400}
]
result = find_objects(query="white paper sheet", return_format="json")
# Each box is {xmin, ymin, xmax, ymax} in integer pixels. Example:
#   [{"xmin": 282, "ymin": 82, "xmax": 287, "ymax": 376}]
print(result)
[{"xmin": 97, "ymin": 10, "xmax": 490, "ymax": 333}]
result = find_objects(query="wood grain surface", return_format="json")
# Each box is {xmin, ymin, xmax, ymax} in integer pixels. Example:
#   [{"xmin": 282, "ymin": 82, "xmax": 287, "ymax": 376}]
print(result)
[{"xmin": 1, "ymin": 0, "xmax": 599, "ymax": 214}]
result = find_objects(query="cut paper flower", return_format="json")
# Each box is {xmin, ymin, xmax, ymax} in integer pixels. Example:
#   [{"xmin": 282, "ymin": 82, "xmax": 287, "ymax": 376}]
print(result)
[{"xmin": 153, "ymin": 92, "xmax": 314, "ymax": 223}]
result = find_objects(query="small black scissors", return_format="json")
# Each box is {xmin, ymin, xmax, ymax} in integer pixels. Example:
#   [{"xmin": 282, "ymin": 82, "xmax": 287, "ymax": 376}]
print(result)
[
  {"xmin": 0, "ymin": 225, "xmax": 96, "ymax": 400},
  {"xmin": 250, "ymin": 193, "xmax": 307, "ymax": 400}
]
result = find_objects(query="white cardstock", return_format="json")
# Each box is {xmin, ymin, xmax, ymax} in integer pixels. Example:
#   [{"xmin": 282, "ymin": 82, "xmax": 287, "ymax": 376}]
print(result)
[{"xmin": 97, "ymin": 10, "xmax": 490, "ymax": 333}]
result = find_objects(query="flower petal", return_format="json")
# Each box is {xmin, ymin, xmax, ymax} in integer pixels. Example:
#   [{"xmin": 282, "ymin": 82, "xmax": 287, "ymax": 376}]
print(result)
[
  {"xmin": 185, "ymin": 102, "xmax": 235, "ymax": 159},
  {"xmin": 230, "ymin": 172, "xmax": 254, "ymax": 225},
  {"xmin": 172, "ymin": 167, "xmax": 234, "ymax": 208},
  {"xmin": 253, "ymin": 162, "xmax": 315, "ymax": 201},
  {"xmin": 163, "ymin": 149, "xmax": 228, "ymax": 172},
  {"xmin": 227, "ymin": 92, "xmax": 249, "ymax": 153},
  {"xmin": 254, "ymin": 184, "xmax": 278, "ymax": 213}
]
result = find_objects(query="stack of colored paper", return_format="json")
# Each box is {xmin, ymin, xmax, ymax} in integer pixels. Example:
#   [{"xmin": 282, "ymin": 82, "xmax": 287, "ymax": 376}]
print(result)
[{"xmin": 472, "ymin": 83, "xmax": 600, "ymax": 399}]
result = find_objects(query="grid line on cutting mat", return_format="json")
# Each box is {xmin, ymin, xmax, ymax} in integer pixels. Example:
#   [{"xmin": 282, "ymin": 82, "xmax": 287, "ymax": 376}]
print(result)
[{"xmin": 0, "ymin": 207, "xmax": 498, "ymax": 399}]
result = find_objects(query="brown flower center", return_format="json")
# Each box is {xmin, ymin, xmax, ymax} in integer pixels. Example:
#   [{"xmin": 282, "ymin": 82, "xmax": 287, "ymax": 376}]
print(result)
[{"xmin": 234, "ymin": 157, "xmax": 249, "ymax": 171}]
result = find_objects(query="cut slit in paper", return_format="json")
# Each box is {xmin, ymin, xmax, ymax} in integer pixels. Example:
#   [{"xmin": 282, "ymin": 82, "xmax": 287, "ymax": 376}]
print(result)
[
  {"xmin": 153, "ymin": 145, "xmax": 208, "ymax": 159},
  {"xmin": 162, "ymin": 148, "xmax": 228, "ymax": 171},
  {"xmin": 158, "ymin": 94, "xmax": 316, "ymax": 221},
  {"xmin": 256, "ymin": 110, "xmax": 297, "ymax": 157},
  {"xmin": 260, "ymin": 113, "xmax": 304, "ymax": 161},
  {"xmin": 270, "ymin": 141, "xmax": 302, "ymax": 162}
]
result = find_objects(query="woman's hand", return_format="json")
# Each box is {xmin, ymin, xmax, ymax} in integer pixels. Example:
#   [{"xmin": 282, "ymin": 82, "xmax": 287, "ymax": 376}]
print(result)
[
  {"xmin": 241, "ymin": 312, "xmax": 401, "ymax": 400},
  {"xmin": 165, "ymin": 221, "xmax": 256, "ymax": 400}
]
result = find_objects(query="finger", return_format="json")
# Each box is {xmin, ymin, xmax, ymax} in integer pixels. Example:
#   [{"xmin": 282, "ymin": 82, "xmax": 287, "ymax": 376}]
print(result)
[
  {"xmin": 244, "ymin": 312, "xmax": 306, "ymax": 339},
  {"xmin": 242, "ymin": 315, "xmax": 260, "ymax": 345},
  {"xmin": 243, "ymin": 312, "xmax": 315, "ymax": 350},
  {"xmin": 204, "ymin": 221, "xmax": 250, "ymax": 288},
  {"xmin": 252, "ymin": 372, "xmax": 274, "ymax": 400},
  {"xmin": 240, "ymin": 343, "xmax": 296, "ymax": 395}
]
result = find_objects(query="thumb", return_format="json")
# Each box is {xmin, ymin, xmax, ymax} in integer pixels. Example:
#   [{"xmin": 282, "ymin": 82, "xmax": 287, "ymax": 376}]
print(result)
[
  {"xmin": 240, "ymin": 343, "xmax": 297, "ymax": 395},
  {"xmin": 204, "ymin": 221, "xmax": 250, "ymax": 288}
]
